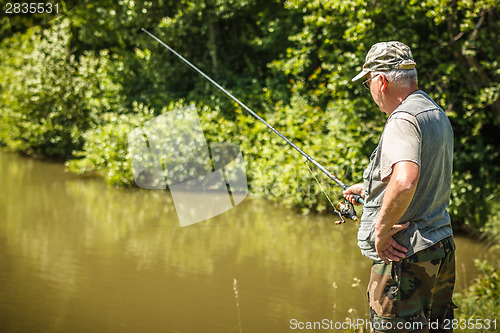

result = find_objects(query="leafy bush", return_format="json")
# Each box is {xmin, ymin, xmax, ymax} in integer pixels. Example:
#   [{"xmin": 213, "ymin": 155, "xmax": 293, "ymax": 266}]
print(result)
[
  {"xmin": 66, "ymin": 102, "xmax": 155, "ymax": 186},
  {"xmin": 454, "ymin": 260, "xmax": 500, "ymax": 332},
  {"xmin": 0, "ymin": 18, "xmax": 124, "ymax": 158},
  {"xmin": 0, "ymin": 19, "xmax": 85, "ymax": 157}
]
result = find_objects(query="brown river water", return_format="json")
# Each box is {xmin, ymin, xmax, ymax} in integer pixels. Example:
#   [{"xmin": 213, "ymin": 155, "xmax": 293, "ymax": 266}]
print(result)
[{"xmin": 0, "ymin": 152, "xmax": 495, "ymax": 333}]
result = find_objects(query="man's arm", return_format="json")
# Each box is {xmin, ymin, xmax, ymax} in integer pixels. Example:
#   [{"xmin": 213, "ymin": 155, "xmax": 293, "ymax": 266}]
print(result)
[{"xmin": 375, "ymin": 160, "xmax": 420, "ymax": 264}]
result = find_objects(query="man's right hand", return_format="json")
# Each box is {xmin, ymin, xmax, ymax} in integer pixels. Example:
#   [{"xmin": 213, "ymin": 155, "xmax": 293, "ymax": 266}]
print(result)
[{"xmin": 343, "ymin": 183, "xmax": 365, "ymax": 206}]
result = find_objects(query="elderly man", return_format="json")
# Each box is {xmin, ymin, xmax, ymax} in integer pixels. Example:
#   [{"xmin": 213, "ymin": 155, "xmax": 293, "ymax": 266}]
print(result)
[{"xmin": 344, "ymin": 42, "xmax": 456, "ymax": 332}]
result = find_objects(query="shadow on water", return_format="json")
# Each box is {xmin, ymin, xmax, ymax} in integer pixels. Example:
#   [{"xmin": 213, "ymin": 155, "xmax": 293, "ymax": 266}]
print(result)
[{"xmin": 0, "ymin": 152, "xmax": 496, "ymax": 332}]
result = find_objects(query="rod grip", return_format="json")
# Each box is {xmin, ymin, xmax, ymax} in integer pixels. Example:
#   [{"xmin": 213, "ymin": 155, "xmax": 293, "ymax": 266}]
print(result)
[{"xmin": 354, "ymin": 194, "xmax": 365, "ymax": 205}]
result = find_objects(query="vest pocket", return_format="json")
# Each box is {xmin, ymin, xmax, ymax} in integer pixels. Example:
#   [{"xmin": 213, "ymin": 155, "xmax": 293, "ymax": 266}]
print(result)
[{"xmin": 358, "ymin": 206, "xmax": 379, "ymax": 252}]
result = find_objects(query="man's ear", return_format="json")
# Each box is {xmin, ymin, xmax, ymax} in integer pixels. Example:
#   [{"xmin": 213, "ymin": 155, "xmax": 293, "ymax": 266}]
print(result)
[{"xmin": 380, "ymin": 74, "xmax": 388, "ymax": 92}]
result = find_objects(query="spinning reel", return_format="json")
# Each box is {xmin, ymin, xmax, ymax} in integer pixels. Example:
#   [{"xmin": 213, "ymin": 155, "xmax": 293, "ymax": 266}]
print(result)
[{"xmin": 334, "ymin": 200, "xmax": 358, "ymax": 224}]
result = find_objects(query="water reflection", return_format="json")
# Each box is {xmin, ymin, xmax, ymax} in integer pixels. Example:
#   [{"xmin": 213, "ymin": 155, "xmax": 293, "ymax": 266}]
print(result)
[{"xmin": 0, "ymin": 152, "xmax": 496, "ymax": 333}]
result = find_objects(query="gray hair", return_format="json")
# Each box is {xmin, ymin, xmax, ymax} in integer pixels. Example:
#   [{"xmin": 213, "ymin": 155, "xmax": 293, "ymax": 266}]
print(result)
[{"xmin": 373, "ymin": 68, "xmax": 418, "ymax": 87}]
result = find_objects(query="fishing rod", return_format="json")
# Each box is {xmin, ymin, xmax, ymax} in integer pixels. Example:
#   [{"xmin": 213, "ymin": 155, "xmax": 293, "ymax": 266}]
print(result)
[{"xmin": 141, "ymin": 28, "xmax": 364, "ymax": 221}]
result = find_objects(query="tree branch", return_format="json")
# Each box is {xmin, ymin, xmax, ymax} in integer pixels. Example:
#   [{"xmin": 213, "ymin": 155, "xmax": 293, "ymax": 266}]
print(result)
[{"xmin": 454, "ymin": 9, "xmax": 500, "ymax": 128}]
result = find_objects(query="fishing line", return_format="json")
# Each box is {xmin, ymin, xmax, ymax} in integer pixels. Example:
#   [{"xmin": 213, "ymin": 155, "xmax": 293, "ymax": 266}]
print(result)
[
  {"xmin": 304, "ymin": 161, "xmax": 337, "ymax": 210},
  {"xmin": 304, "ymin": 160, "xmax": 355, "ymax": 223}
]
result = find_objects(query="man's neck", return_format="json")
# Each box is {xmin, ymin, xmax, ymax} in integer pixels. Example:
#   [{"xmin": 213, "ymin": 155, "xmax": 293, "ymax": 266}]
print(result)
[{"xmin": 386, "ymin": 85, "xmax": 419, "ymax": 115}]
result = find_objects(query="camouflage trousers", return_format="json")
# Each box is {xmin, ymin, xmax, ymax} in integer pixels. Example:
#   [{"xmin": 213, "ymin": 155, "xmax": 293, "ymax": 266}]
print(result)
[{"xmin": 367, "ymin": 237, "xmax": 456, "ymax": 333}]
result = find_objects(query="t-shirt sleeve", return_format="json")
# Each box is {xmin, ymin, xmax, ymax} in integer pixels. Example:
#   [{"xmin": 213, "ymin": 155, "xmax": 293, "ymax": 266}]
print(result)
[{"xmin": 380, "ymin": 112, "xmax": 421, "ymax": 181}]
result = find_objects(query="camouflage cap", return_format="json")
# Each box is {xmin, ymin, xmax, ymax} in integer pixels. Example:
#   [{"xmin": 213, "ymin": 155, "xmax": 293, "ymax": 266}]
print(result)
[{"xmin": 352, "ymin": 41, "xmax": 416, "ymax": 81}]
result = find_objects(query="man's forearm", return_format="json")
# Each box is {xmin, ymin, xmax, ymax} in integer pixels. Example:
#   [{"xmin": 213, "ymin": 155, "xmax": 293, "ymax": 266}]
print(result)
[
  {"xmin": 375, "ymin": 161, "xmax": 420, "ymax": 234},
  {"xmin": 374, "ymin": 161, "xmax": 420, "ymax": 263}
]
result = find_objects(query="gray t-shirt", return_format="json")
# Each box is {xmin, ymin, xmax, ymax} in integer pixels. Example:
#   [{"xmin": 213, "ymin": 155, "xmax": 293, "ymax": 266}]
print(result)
[{"xmin": 358, "ymin": 90, "xmax": 454, "ymax": 263}]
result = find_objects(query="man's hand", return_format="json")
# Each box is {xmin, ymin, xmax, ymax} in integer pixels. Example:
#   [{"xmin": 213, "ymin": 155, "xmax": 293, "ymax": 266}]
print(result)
[
  {"xmin": 375, "ymin": 222, "xmax": 410, "ymax": 264},
  {"xmin": 343, "ymin": 183, "xmax": 365, "ymax": 206}
]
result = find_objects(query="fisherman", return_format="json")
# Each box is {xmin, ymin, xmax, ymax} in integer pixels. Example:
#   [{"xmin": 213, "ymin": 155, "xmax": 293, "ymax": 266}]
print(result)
[{"xmin": 344, "ymin": 41, "xmax": 456, "ymax": 332}]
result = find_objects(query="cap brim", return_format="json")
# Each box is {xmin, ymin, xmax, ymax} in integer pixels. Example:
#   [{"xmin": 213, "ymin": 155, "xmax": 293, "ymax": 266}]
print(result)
[{"xmin": 352, "ymin": 69, "xmax": 369, "ymax": 82}]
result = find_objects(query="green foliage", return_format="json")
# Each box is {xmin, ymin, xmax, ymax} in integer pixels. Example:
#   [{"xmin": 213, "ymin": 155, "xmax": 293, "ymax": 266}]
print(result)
[
  {"xmin": 0, "ymin": 19, "xmax": 83, "ymax": 156},
  {"xmin": 66, "ymin": 102, "xmax": 155, "ymax": 186},
  {"xmin": 454, "ymin": 260, "xmax": 500, "ymax": 331},
  {"xmin": 1, "ymin": 0, "xmax": 499, "ymax": 230},
  {"xmin": 0, "ymin": 18, "xmax": 124, "ymax": 157},
  {"xmin": 481, "ymin": 200, "xmax": 500, "ymax": 251},
  {"xmin": 237, "ymin": 93, "xmax": 369, "ymax": 214}
]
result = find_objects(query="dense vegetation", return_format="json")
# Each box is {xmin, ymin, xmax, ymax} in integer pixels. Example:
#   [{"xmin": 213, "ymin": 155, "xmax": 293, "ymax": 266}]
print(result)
[{"xmin": 1, "ymin": 0, "xmax": 499, "ymax": 234}]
